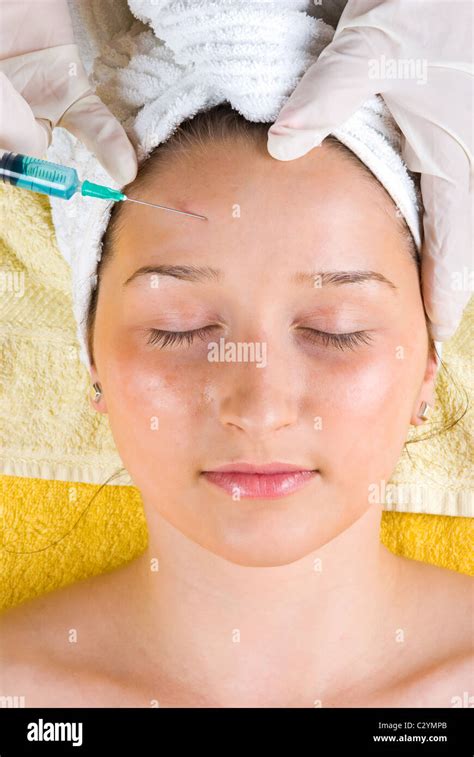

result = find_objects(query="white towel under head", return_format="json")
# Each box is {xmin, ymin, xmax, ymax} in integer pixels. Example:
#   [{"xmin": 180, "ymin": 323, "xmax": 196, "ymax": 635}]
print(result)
[{"xmin": 48, "ymin": 0, "xmax": 424, "ymax": 372}]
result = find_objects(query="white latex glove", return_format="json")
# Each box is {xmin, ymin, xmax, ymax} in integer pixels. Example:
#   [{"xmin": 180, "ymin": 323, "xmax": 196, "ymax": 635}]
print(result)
[
  {"xmin": 0, "ymin": 0, "xmax": 137, "ymax": 184},
  {"xmin": 267, "ymin": 0, "xmax": 473, "ymax": 342}
]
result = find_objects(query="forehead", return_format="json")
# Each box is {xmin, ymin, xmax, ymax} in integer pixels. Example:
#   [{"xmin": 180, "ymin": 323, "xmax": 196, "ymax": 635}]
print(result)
[{"xmin": 114, "ymin": 138, "xmax": 405, "ymax": 274}]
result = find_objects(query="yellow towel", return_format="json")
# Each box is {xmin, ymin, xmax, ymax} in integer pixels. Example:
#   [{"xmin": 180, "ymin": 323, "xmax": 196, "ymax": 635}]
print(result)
[{"xmin": 0, "ymin": 182, "xmax": 472, "ymax": 612}]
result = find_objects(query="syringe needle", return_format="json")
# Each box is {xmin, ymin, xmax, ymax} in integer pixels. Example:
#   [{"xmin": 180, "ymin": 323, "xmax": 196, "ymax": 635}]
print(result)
[{"xmin": 123, "ymin": 195, "xmax": 207, "ymax": 220}]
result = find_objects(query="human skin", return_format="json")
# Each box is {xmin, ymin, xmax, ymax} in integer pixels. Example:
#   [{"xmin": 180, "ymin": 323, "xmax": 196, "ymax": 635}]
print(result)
[
  {"xmin": 1, "ymin": 136, "xmax": 472, "ymax": 708},
  {"xmin": 91, "ymin": 135, "xmax": 437, "ymax": 568}
]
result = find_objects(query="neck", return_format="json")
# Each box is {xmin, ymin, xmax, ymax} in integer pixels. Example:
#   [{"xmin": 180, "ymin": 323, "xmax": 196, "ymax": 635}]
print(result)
[{"xmin": 114, "ymin": 502, "xmax": 405, "ymax": 706}]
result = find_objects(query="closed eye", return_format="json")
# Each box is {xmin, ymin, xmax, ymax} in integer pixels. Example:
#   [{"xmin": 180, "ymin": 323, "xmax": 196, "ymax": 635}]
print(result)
[
  {"xmin": 146, "ymin": 325, "xmax": 374, "ymax": 351},
  {"xmin": 296, "ymin": 327, "xmax": 374, "ymax": 351},
  {"xmin": 146, "ymin": 325, "xmax": 219, "ymax": 348}
]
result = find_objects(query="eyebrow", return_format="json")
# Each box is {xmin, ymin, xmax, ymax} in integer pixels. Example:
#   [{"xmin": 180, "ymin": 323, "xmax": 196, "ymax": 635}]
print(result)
[
  {"xmin": 123, "ymin": 264, "xmax": 221, "ymax": 287},
  {"xmin": 122, "ymin": 265, "xmax": 398, "ymax": 292}
]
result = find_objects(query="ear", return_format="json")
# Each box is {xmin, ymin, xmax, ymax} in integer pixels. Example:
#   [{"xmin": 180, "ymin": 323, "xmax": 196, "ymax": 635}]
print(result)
[
  {"xmin": 88, "ymin": 364, "xmax": 108, "ymax": 414},
  {"xmin": 410, "ymin": 342, "xmax": 439, "ymax": 426}
]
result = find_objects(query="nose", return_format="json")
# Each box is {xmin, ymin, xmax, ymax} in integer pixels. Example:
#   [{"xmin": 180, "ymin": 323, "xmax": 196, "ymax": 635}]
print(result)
[{"xmin": 216, "ymin": 343, "xmax": 300, "ymax": 437}]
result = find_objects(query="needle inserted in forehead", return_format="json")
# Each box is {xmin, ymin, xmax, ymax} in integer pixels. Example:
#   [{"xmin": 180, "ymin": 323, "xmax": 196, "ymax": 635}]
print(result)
[{"xmin": 123, "ymin": 195, "xmax": 208, "ymax": 220}]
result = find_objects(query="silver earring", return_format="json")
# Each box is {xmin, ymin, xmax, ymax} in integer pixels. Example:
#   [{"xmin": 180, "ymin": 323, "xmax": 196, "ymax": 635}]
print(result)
[
  {"xmin": 91, "ymin": 382, "xmax": 102, "ymax": 402},
  {"xmin": 417, "ymin": 401, "xmax": 432, "ymax": 422}
]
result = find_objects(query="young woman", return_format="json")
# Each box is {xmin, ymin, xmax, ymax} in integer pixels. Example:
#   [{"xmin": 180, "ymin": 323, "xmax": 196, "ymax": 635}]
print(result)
[{"xmin": 1, "ymin": 105, "xmax": 472, "ymax": 708}]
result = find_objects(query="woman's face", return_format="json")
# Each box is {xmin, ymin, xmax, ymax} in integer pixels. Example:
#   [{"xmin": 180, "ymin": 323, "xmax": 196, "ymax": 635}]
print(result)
[{"xmin": 90, "ymin": 137, "xmax": 437, "ymax": 567}]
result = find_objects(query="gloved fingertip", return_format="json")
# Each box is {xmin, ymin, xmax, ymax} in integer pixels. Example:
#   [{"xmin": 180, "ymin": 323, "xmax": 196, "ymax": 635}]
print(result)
[
  {"xmin": 267, "ymin": 130, "xmax": 323, "ymax": 161},
  {"xmin": 429, "ymin": 325, "xmax": 455, "ymax": 342},
  {"xmin": 105, "ymin": 150, "xmax": 138, "ymax": 186},
  {"xmin": 115, "ymin": 162, "xmax": 138, "ymax": 186},
  {"xmin": 21, "ymin": 119, "xmax": 52, "ymax": 158},
  {"xmin": 36, "ymin": 119, "xmax": 52, "ymax": 154}
]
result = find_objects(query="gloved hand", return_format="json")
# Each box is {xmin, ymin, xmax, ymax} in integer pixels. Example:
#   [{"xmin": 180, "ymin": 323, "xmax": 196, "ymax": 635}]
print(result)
[
  {"xmin": 0, "ymin": 0, "xmax": 137, "ymax": 185},
  {"xmin": 267, "ymin": 0, "xmax": 473, "ymax": 342}
]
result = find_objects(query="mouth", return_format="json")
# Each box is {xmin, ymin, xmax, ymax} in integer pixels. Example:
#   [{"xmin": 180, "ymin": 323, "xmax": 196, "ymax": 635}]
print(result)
[{"xmin": 200, "ymin": 462, "xmax": 319, "ymax": 499}]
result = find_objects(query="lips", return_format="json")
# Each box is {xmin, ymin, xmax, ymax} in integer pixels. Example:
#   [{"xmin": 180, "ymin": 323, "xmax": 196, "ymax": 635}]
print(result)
[{"xmin": 201, "ymin": 462, "xmax": 319, "ymax": 499}]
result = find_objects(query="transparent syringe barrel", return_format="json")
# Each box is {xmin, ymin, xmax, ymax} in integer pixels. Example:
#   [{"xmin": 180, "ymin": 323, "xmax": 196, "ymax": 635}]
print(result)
[{"xmin": 0, "ymin": 151, "xmax": 80, "ymax": 199}]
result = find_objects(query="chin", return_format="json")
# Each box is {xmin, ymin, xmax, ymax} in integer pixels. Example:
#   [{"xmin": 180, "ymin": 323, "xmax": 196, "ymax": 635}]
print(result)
[
  {"xmin": 188, "ymin": 505, "xmax": 347, "ymax": 567},
  {"xmin": 198, "ymin": 535, "xmax": 327, "ymax": 568}
]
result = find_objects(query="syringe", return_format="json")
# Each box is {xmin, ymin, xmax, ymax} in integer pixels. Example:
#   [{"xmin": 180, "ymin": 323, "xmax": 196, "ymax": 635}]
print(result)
[{"xmin": 0, "ymin": 151, "xmax": 207, "ymax": 220}]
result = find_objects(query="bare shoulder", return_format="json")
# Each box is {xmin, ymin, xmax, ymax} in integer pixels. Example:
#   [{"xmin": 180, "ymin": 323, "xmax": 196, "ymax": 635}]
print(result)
[
  {"xmin": 418, "ymin": 561, "xmax": 473, "ymax": 705},
  {"xmin": 0, "ymin": 562, "xmax": 142, "ymax": 706},
  {"xmin": 374, "ymin": 557, "xmax": 474, "ymax": 707},
  {"xmin": 376, "ymin": 646, "xmax": 474, "ymax": 708},
  {"xmin": 0, "ymin": 553, "xmax": 143, "ymax": 649},
  {"xmin": 0, "ymin": 567, "xmax": 117, "ymax": 649},
  {"xmin": 413, "ymin": 558, "xmax": 473, "ymax": 636}
]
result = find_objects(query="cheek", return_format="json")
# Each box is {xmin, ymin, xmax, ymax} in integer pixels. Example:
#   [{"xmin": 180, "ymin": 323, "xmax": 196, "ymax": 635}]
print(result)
[
  {"xmin": 97, "ymin": 343, "xmax": 212, "ymax": 474},
  {"xmin": 315, "ymin": 339, "xmax": 424, "ymax": 483}
]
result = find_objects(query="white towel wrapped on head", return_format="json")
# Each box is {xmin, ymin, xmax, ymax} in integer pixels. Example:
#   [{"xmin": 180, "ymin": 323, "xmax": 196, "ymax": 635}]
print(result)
[{"xmin": 48, "ymin": 0, "xmax": 425, "ymax": 372}]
